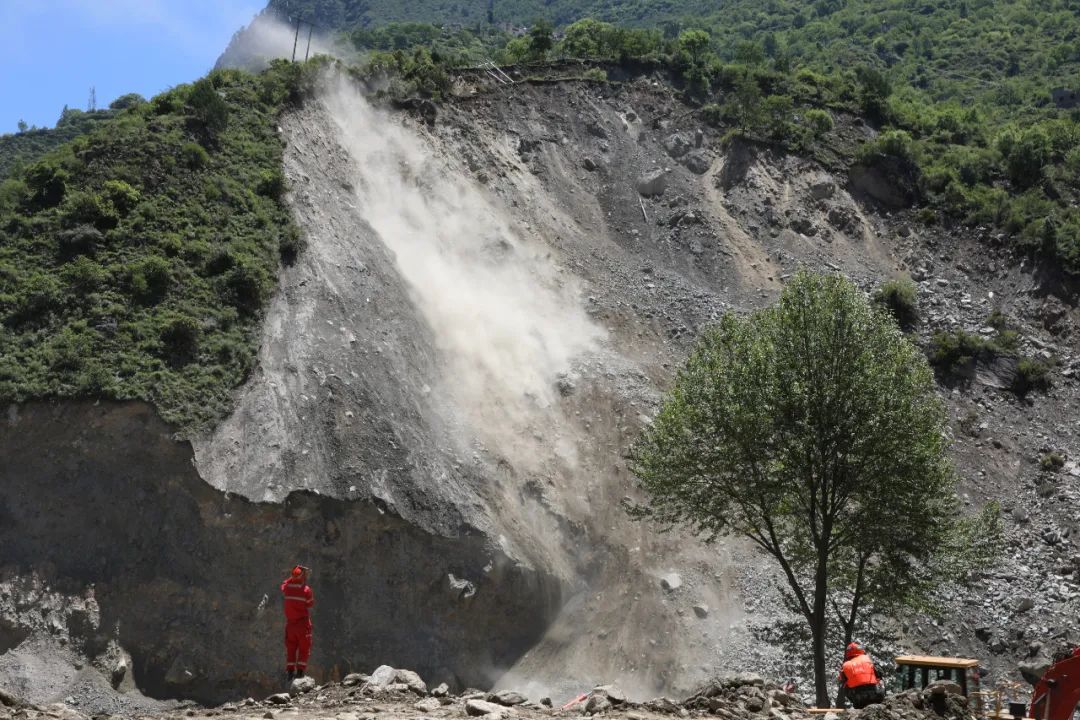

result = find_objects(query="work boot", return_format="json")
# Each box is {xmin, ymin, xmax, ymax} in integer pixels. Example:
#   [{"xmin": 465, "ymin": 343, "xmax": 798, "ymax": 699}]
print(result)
[
  {"xmin": 285, "ymin": 670, "xmax": 294, "ymax": 684},
  {"xmin": 295, "ymin": 668, "xmax": 305, "ymax": 678}
]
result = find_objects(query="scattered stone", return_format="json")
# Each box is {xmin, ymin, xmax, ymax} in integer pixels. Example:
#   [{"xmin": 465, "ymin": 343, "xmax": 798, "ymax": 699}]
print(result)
[
  {"xmin": 414, "ymin": 699, "xmax": 441, "ymax": 713},
  {"xmin": 266, "ymin": 694, "xmax": 291, "ymax": 706},
  {"xmin": 583, "ymin": 157, "xmax": 598, "ymax": 172},
  {"xmin": 343, "ymin": 673, "xmax": 368, "ymax": 687},
  {"xmin": 660, "ymin": 573, "xmax": 682, "ymax": 591},
  {"xmin": 1020, "ymin": 657, "xmax": 1053, "ymax": 685},
  {"xmin": 491, "ymin": 691, "xmax": 527, "ymax": 707},
  {"xmin": 432, "ymin": 684, "xmax": 450, "ymax": 698},
  {"xmin": 692, "ymin": 604, "xmax": 709, "ymax": 618},
  {"xmin": 465, "ymin": 700, "xmax": 508, "ymax": 717},
  {"xmin": 395, "ymin": 669, "xmax": 428, "ymax": 695},
  {"xmin": 263, "ymin": 713, "xmax": 274, "ymax": 720},
  {"xmin": 593, "ymin": 685, "xmax": 627, "ymax": 705},
  {"xmin": 810, "ymin": 179, "xmax": 837, "ymax": 201}
]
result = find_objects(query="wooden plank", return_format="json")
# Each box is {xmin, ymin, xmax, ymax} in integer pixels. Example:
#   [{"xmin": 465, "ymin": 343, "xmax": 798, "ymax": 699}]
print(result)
[{"xmin": 894, "ymin": 655, "xmax": 980, "ymax": 669}]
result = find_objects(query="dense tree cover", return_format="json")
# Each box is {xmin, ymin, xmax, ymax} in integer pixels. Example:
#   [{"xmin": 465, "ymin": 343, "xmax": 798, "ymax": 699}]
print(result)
[
  {"xmin": 0, "ymin": 61, "xmax": 318, "ymax": 430},
  {"xmin": 629, "ymin": 272, "xmax": 1000, "ymax": 706},
  {"xmin": 0, "ymin": 107, "xmax": 119, "ymax": 180}
]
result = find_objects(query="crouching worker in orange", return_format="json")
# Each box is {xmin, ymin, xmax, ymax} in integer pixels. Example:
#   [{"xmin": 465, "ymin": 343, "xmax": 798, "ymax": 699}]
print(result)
[
  {"xmin": 281, "ymin": 565, "xmax": 314, "ymax": 682},
  {"xmin": 837, "ymin": 642, "xmax": 885, "ymax": 709}
]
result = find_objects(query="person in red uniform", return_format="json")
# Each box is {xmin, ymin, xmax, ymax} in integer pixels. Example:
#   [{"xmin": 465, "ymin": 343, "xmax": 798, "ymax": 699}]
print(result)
[
  {"xmin": 836, "ymin": 641, "xmax": 885, "ymax": 709},
  {"xmin": 281, "ymin": 565, "xmax": 314, "ymax": 682}
]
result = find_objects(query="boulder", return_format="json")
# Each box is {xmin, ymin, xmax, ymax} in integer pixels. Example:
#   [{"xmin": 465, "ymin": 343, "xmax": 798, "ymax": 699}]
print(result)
[
  {"xmin": 583, "ymin": 157, "xmax": 598, "ymax": 172},
  {"xmin": 660, "ymin": 573, "xmax": 682, "ymax": 591},
  {"xmin": 636, "ymin": 170, "xmax": 668, "ymax": 197},
  {"xmin": 492, "ymin": 691, "xmax": 528, "ymax": 706},
  {"xmin": 395, "ymin": 669, "xmax": 428, "ymax": 695},
  {"xmin": 664, "ymin": 134, "xmax": 691, "ymax": 159},
  {"xmin": 432, "ymin": 683, "xmax": 450, "ymax": 698},
  {"xmin": 692, "ymin": 605, "xmax": 709, "ymax": 618},
  {"xmin": 369, "ymin": 665, "xmax": 398, "ymax": 688},
  {"xmin": 585, "ymin": 695, "xmax": 613, "ymax": 715},
  {"xmin": 644, "ymin": 698, "xmax": 681, "ymax": 714},
  {"xmin": 809, "ymin": 178, "xmax": 837, "ymax": 201},
  {"xmin": 466, "ymin": 699, "xmax": 509, "ymax": 717},
  {"xmin": 593, "ymin": 685, "xmax": 628, "ymax": 705},
  {"xmin": 289, "ymin": 676, "xmax": 316, "ymax": 696},
  {"xmin": 266, "ymin": 694, "xmax": 291, "ymax": 705},
  {"xmin": 1020, "ymin": 657, "xmax": 1053, "ymax": 686},
  {"xmin": 682, "ymin": 151, "xmax": 711, "ymax": 175}
]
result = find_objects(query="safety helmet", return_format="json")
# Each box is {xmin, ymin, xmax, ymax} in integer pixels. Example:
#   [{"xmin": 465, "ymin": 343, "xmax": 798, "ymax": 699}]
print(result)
[
  {"xmin": 845, "ymin": 641, "xmax": 865, "ymax": 660},
  {"xmin": 291, "ymin": 565, "xmax": 304, "ymax": 577}
]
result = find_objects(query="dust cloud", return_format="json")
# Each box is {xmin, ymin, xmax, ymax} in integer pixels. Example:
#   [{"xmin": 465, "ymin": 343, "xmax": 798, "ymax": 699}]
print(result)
[
  {"xmin": 218, "ymin": 13, "xmax": 339, "ymax": 70},
  {"xmin": 321, "ymin": 75, "xmax": 606, "ymax": 467}
]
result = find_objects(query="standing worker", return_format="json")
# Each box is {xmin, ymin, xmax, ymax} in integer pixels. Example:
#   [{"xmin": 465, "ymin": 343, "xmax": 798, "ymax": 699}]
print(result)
[
  {"xmin": 281, "ymin": 565, "xmax": 314, "ymax": 682},
  {"xmin": 836, "ymin": 641, "xmax": 885, "ymax": 709}
]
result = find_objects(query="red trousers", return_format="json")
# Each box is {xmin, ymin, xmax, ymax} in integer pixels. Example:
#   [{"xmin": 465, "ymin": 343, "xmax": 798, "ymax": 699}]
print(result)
[{"xmin": 285, "ymin": 618, "xmax": 312, "ymax": 672}]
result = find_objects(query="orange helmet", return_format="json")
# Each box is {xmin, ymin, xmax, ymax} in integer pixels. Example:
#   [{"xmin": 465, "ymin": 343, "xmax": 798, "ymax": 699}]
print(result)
[
  {"xmin": 845, "ymin": 642, "xmax": 866, "ymax": 660},
  {"xmin": 291, "ymin": 566, "xmax": 304, "ymax": 577}
]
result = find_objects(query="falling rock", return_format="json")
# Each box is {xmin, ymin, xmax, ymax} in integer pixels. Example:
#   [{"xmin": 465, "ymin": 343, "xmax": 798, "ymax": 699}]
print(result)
[
  {"xmin": 466, "ymin": 700, "xmax": 509, "ymax": 717},
  {"xmin": 432, "ymin": 683, "xmax": 450, "ymax": 698},
  {"xmin": 636, "ymin": 170, "xmax": 668, "ymax": 197},
  {"xmin": 492, "ymin": 690, "xmax": 528, "ymax": 706},
  {"xmin": 692, "ymin": 604, "xmax": 709, "ymax": 618},
  {"xmin": 583, "ymin": 157, "xmax": 598, "ymax": 171},
  {"xmin": 266, "ymin": 694, "xmax": 291, "ymax": 705},
  {"xmin": 660, "ymin": 573, "xmax": 682, "ymax": 591}
]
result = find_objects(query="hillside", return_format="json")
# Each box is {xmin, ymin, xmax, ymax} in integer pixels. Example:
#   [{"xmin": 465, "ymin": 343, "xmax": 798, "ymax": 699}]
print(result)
[
  {"xmin": 0, "ymin": 108, "xmax": 117, "ymax": 180},
  {"xmin": 0, "ymin": 64, "xmax": 310, "ymax": 429},
  {"xmin": 2, "ymin": 0, "xmax": 1080, "ymax": 714}
]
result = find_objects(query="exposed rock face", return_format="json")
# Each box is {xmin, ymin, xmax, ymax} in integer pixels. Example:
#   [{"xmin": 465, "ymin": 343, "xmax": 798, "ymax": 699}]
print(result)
[{"xmin": 0, "ymin": 402, "xmax": 556, "ymax": 704}]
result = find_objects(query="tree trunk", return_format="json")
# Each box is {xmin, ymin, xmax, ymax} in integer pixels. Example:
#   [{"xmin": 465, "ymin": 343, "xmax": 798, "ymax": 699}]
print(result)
[{"xmin": 812, "ymin": 556, "xmax": 830, "ymax": 707}]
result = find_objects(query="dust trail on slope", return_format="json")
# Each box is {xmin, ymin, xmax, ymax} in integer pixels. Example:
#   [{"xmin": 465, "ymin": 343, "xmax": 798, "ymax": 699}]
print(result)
[
  {"xmin": 321, "ymin": 75, "xmax": 606, "ymax": 471},
  {"xmin": 217, "ymin": 14, "xmax": 338, "ymax": 70}
]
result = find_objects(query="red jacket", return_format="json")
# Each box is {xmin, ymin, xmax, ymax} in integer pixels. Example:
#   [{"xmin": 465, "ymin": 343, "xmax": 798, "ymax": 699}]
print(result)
[
  {"xmin": 281, "ymin": 579, "xmax": 314, "ymax": 622},
  {"xmin": 840, "ymin": 653, "xmax": 879, "ymax": 689}
]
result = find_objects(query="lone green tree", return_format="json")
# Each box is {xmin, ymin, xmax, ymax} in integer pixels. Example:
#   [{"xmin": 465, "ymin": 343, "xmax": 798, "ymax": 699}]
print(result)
[{"xmin": 629, "ymin": 272, "xmax": 997, "ymax": 707}]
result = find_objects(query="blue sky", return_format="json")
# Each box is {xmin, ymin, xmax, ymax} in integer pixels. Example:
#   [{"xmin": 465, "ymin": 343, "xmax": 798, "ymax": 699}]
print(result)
[{"xmin": 0, "ymin": 0, "xmax": 266, "ymax": 133}]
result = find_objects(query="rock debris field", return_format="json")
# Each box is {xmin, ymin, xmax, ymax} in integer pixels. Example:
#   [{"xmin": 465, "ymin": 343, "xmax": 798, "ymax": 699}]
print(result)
[{"xmin": 1, "ymin": 666, "xmax": 977, "ymax": 720}]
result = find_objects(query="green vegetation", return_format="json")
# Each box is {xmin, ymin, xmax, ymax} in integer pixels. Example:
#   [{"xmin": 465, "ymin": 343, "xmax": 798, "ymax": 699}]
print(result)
[
  {"xmin": 1040, "ymin": 451, "xmax": 1066, "ymax": 472},
  {"xmin": 1, "ymin": 107, "xmax": 119, "ymax": 179},
  {"xmin": 928, "ymin": 312, "xmax": 1052, "ymax": 394},
  {"xmin": 628, "ymin": 271, "xmax": 999, "ymax": 707},
  {"xmin": 0, "ymin": 61, "xmax": 319, "ymax": 430},
  {"xmin": 874, "ymin": 276, "xmax": 919, "ymax": 330}
]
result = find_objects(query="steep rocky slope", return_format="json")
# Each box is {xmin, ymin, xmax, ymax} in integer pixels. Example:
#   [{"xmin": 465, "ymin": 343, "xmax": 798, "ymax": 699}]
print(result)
[{"xmin": 3, "ymin": 66, "xmax": 1078, "ymax": 710}]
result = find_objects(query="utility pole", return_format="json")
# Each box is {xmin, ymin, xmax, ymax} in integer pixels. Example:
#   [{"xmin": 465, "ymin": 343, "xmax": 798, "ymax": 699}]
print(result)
[
  {"xmin": 291, "ymin": 18, "xmax": 300, "ymax": 62},
  {"xmin": 304, "ymin": 25, "xmax": 313, "ymax": 61}
]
